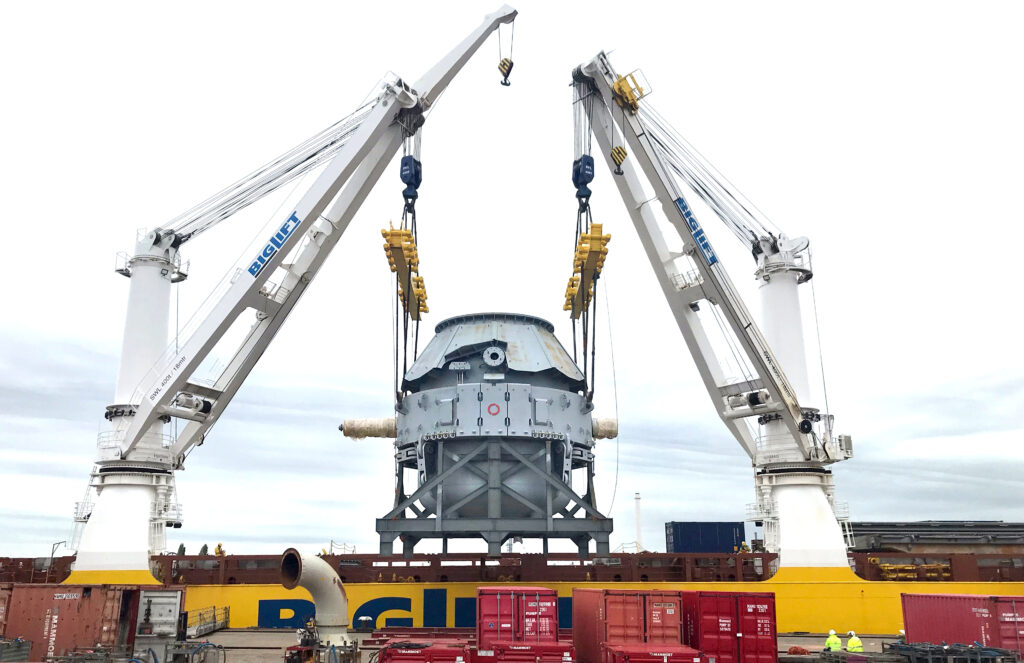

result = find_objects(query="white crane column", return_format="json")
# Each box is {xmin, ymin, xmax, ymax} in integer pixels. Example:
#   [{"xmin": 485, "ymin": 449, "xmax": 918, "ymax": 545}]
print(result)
[
  {"xmin": 754, "ymin": 244, "xmax": 848, "ymax": 568},
  {"xmin": 70, "ymin": 229, "xmax": 182, "ymax": 583},
  {"xmin": 755, "ymin": 247, "xmax": 811, "ymax": 466}
]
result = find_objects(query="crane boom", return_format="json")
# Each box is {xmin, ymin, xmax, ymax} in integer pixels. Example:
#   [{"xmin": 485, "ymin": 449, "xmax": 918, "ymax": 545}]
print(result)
[
  {"xmin": 579, "ymin": 53, "xmax": 816, "ymax": 461},
  {"xmin": 69, "ymin": 5, "xmax": 517, "ymax": 583},
  {"xmin": 117, "ymin": 5, "xmax": 517, "ymax": 462},
  {"xmin": 576, "ymin": 52, "xmax": 852, "ymax": 566}
]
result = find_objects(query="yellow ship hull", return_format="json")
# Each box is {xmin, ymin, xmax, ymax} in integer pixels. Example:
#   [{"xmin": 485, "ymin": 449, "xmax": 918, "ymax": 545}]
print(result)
[{"xmin": 182, "ymin": 567, "xmax": 1024, "ymax": 634}]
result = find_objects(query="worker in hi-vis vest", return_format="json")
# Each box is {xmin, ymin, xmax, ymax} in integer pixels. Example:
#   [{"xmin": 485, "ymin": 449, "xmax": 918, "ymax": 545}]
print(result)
[
  {"xmin": 847, "ymin": 631, "xmax": 864, "ymax": 652},
  {"xmin": 825, "ymin": 630, "xmax": 842, "ymax": 651}
]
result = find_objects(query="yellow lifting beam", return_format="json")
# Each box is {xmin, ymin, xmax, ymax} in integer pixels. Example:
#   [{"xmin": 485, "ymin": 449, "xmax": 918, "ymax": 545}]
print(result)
[
  {"xmin": 563, "ymin": 223, "xmax": 611, "ymax": 318},
  {"xmin": 382, "ymin": 225, "xmax": 429, "ymax": 320}
]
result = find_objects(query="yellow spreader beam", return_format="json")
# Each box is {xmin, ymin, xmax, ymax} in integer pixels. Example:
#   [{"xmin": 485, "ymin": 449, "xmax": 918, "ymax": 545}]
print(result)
[
  {"xmin": 382, "ymin": 226, "xmax": 429, "ymax": 321},
  {"xmin": 563, "ymin": 223, "xmax": 611, "ymax": 318}
]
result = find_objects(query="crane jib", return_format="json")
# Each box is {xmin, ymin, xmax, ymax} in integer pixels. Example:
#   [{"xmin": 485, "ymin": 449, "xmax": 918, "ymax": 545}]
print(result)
[
  {"xmin": 248, "ymin": 211, "xmax": 301, "ymax": 277},
  {"xmin": 675, "ymin": 198, "xmax": 718, "ymax": 266}
]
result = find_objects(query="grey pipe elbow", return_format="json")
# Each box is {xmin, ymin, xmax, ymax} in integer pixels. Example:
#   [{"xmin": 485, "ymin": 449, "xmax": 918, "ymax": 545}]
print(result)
[{"xmin": 281, "ymin": 548, "xmax": 349, "ymax": 643}]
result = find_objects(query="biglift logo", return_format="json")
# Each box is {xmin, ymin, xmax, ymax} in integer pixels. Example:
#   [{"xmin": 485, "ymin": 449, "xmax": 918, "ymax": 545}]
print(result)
[
  {"xmin": 256, "ymin": 589, "xmax": 573, "ymax": 629},
  {"xmin": 248, "ymin": 211, "xmax": 301, "ymax": 277},
  {"xmin": 675, "ymin": 198, "xmax": 719, "ymax": 267}
]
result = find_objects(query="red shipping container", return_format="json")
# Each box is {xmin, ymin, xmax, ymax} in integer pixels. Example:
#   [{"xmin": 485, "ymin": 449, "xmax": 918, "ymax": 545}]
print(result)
[
  {"xmin": 0, "ymin": 584, "xmax": 11, "ymax": 635},
  {"xmin": 645, "ymin": 593, "xmax": 684, "ymax": 645},
  {"xmin": 680, "ymin": 592, "xmax": 776, "ymax": 663},
  {"xmin": 573, "ymin": 589, "xmax": 642, "ymax": 663},
  {"xmin": 602, "ymin": 643, "xmax": 704, "ymax": 663},
  {"xmin": 1, "ymin": 584, "xmax": 133, "ymax": 660},
  {"xmin": 477, "ymin": 587, "xmax": 559, "ymax": 651},
  {"xmin": 484, "ymin": 641, "xmax": 575, "ymax": 663},
  {"xmin": 902, "ymin": 594, "xmax": 1024, "ymax": 651},
  {"xmin": 993, "ymin": 597, "xmax": 1024, "ymax": 654},
  {"xmin": 573, "ymin": 590, "xmax": 684, "ymax": 663},
  {"xmin": 1, "ymin": 583, "xmax": 183, "ymax": 661},
  {"xmin": 378, "ymin": 639, "xmax": 472, "ymax": 663}
]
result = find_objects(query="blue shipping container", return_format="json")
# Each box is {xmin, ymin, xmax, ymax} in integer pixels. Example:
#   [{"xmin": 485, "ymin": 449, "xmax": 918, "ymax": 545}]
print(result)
[{"xmin": 665, "ymin": 521, "xmax": 745, "ymax": 553}]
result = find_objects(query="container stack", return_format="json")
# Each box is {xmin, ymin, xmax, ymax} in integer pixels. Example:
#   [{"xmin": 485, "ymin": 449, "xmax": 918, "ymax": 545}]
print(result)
[{"xmin": 573, "ymin": 588, "xmax": 777, "ymax": 663}]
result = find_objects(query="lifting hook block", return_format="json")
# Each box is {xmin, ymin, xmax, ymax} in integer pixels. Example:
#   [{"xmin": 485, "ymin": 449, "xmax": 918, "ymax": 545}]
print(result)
[{"xmin": 499, "ymin": 58, "xmax": 514, "ymax": 86}]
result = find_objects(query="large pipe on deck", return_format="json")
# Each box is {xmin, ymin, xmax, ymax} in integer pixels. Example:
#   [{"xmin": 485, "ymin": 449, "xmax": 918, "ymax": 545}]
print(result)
[
  {"xmin": 281, "ymin": 548, "xmax": 349, "ymax": 644},
  {"xmin": 592, "ymin": 417, "xmax": 618, "ymax": 439},
  {"xmin": 341, "ymin": 416, "xmax": 619, "ymax": 439},
  {"xmin": 339, "ymin": 418, "xmax": 396, "ymax": 438}
]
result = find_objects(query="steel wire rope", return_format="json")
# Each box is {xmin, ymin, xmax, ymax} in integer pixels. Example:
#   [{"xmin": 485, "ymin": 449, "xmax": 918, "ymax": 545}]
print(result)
[
  {"xmin": 665, "ymin": 115, "xmax": 782, "ymax": 237},
  {"xmin": 713, "ymin": 261, "xmax": 789, "ymax": 404},
  {"xmin": 497, "ymin": 20, "xmax": 514, "ymax": 66},
  {"xmin": 603, "ymin": 282, "xmax": 621, "ymax": 514},
  {"xmin": 626, "ymin": 105, "xmax": 765, "ymax": 250},
  {"xmin": 570, "ymin": 79, "xmax": 598, "ymax": 368},
  {"xmin": 647, "ymin": 128, "xmax": 758, "ymax": 247},
  {"xmin": 187, "ymin": 171, "xmax": 334, "ymax": 450},
  {"xmin": 393, "ymin": 269, "xmax": 401, "ymax": 403},
  {"xmin": 123, "ymin": 164, "xmax": 316, "ymax": 413},
  {"xmin": 167, "ymin": 72, "xmax": 397, "ymax": 243},
  {"xmin": 705, "ymin": 292, "xmax": 764, "ymax": 451},
  {"xmin": 174, "ymin": 70, "xmax": 405, "ymax": 240},
  {"xmin": 570, "ymin": 83, "xmax": 584, "ymax": 363},
  {"xmin": 708, "ymin": 292, "xmax": 758, "ymax": 387},
  {"xmin": 642, "ymin": 113, "xmax": 770, "ymax": 255},
  {"xmin": 173, "ymin": 276, "xmax": 180, "ymax": 449},
  {"xmin": 589, "ymin": 273, "xmax": 598, "ymax": 399},
  {"xmin": 640, "ymin": 105, "xmax": 782, "ymax": 239},
  {"xmin": 808, "ymin": 248, "xmax": 831, "ymax": 419},
  {"xmin": 633, "ymin": 110, "xmax": 761, "ymax": 393},
  {"xmin": 643, "ymin": 115, "xmax": 759, "ymax": 246},
  {"xmin": 168, "ymin": 105, "xmax": 374, "ymax": 242}
]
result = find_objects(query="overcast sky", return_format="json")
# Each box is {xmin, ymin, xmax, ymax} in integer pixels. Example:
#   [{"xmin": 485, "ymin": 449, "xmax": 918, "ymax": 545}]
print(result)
[{"xmin": 2, "ymin": 1, "xmax": 1023, "ymax": 559}]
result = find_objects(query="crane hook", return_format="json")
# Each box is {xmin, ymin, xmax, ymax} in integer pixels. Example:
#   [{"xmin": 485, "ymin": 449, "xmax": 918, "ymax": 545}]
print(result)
[
  {"xmin": 499, "ymin": 58, "xmax": 514, "ymax": 86},
  {"xmin": 610, "ymin": 146, "xmax": 628, "ymax": 176}
]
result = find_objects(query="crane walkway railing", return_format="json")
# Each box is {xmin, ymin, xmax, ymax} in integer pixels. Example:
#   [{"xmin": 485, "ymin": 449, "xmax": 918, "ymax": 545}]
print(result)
[{"xmin": 186, "ymin": 605, "xmax": 230, "ymax": 638}]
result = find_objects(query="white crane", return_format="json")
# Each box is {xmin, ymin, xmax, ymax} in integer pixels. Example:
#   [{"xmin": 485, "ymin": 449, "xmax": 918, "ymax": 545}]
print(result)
[
  {"xmin": 68, "ymin": 5, "xmax": 518, "ymax": 583},
  {"xmin": 572, "ymin": 53, "xmax": 854, "ymax": 569}
]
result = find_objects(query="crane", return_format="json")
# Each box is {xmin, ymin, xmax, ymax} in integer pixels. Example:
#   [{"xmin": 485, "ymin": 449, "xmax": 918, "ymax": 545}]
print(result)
[
  {"xmin": 67, "ymin": 5, "xmax": 518, "ymax": 584},
  {"xmin": 571, "ymin": 53, "xmax": 854, "ymax": 569}
]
